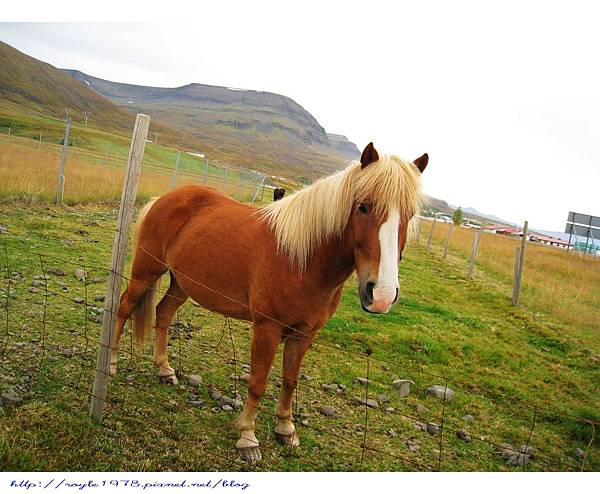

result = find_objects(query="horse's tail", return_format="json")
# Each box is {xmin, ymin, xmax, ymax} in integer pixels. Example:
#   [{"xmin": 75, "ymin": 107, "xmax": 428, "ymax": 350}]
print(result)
[{"xmin": 131, "ymin": 198, "xmax": 160, "ymax": 345}]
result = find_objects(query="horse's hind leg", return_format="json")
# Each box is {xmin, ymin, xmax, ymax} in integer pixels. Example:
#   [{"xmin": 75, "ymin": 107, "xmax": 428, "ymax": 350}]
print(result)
[
  {"xmin": 154, "ymin": 273, "xmax": 188, "ymax": 385},
  {"xmin": 110, "ymin": 275, "xmax": 160, "ymax": 376}
]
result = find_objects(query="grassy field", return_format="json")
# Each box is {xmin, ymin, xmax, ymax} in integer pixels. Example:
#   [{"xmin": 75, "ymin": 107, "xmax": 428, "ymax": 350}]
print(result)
[
  {"xmin": 0, "ymin": 132, "xmax": 273, "ymax": 205},
  {"xmin": 0, "ymin": 203, "xmax": 598, "ymax": 472}
]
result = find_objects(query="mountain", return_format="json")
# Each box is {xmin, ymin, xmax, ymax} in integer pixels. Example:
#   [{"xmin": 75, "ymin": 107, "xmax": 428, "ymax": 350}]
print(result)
[
  {"xmin": 64, "ymin": 70, "xmax": 358, "ymax": 177},
  {"xmin": 462, "ymin": 207, "xmax": 516, "ymax": 226},
  {"xmin": 0, "ymin": 41, "xmax": 203, "ymax": 150},
  {"xmin": 326, "ymin": 133, "xmax": 360, "ymax": 160}
]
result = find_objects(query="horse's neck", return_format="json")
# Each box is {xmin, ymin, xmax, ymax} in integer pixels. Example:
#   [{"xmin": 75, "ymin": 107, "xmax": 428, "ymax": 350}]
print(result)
[{"xmin": 306, "ymin": 228, "xmax": 356, "ymax": 290}]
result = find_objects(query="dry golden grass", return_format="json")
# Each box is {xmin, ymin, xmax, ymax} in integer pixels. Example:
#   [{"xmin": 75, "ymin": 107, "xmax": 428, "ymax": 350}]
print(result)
[
  {"xmin": 421, "ymin": 219, "xmax": 600, "ymax": 334},
  {"xmin": 0, "ymin": 140, "xmax": 263, "ymax": 204}
]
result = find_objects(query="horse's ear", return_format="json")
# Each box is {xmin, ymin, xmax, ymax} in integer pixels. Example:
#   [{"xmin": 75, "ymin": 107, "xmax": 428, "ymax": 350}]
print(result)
[
  {"xmin": 360, "ymin": 142, "xmax": 379, "ymax": 169},
  {"xmin": 413, "ymin": 153, "xmax": 428, "ymax": 173}
]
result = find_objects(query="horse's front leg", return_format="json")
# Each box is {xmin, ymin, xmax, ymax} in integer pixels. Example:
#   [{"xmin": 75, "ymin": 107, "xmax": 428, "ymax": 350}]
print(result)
[
  {"xmin": 236, "ymin": 320, "xmax": 281, "ymax": 463},
  {"xmin": 275, "ymin": 325, "xmax": 316, "ymax": 448}
]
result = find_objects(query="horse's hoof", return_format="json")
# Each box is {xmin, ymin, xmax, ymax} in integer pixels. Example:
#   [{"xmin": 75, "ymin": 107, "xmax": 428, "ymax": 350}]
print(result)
[
  {"xmin": 237, "ymin": 446, "xmax": 262, "ymax": 463},
  {"xmin": 159, "ymin": 374, "xmax": 179, "ymax": 385},
  {"xmin": 275, "ymin": 431, "xmax": 300, "ymax": 448}
]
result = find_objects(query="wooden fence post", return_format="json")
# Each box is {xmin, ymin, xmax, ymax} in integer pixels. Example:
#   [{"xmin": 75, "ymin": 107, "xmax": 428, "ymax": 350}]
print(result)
[
  {"xmin": 512, "ymin": 221, "xmax": 528, "ymax": 306},
  {"xmin": 426, "ymin": 217, "xmax": 437, "ymax": 250},
  {"xmin": 55, "ymin": 117, "xmax": 71, "ymax": 205},
  {"xmin": 415, "ymin": 217, "xmax": 422, "ymax": 243},
  {"xmin": 467, "ymin": 225, "xmax": 484, "ymax": 277},
  {"xmin": 90, "ymin": 114, "xmax": 150, "ymax": 422},
  {"xmin": 444, "ymin": 224, "xmax": 454, "ymax": 259}
]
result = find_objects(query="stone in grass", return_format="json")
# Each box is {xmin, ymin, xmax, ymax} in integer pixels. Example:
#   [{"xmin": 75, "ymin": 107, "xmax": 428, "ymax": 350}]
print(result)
[
  {"xmin": 165, "ymin": 400, "xmax": 178, "ymax": 412},
  {"xmin": 210, "ymin": 389, "xmax": 223, "ymax": 401},
  {"xmin": 507, "ymin": 453, "xmax": 530, "ymax": 467},
  {"xmin": 47, "ymin": 267, "xmax": 67, "ymax": 276},
  {"xmin": 94, "ymin": 294, "xmax": 105, "ymax": 302},
  {"xmin": 426, "ymin": 423, "xmax": 440, "ymax": 435},
  {"xmin": 320, "ymin": 406, "xmax": 336, "ymax": 417},
  {"xmin": 189, "ymin": 400, "xmax": 204, "ymax": 408},
  {"xmin": 15, "ymin": 342, "xmax": 26, "ymax": 349},
  {"xmin": 416, "ymin": 404, "xmax": 430, "ymax": 418},
  {"xmin": 186, "ymin": 374, "xmax": 203, "ymax": 387},
  {"xmin": 221, "ymin": 404, "xmax": 233, "ymax": 412},
  {"xmin": 384, "ymin": 407, "xmax": 395, "ymax": 413},
  {"xmin": 405, "ymin": 438, "xmax": 422, "ymax": 453},
  {"xmin": 387, "ymin": 429, "xmax": 398, "ymax": 438},
  {"xmin": 29, "ymin": 287, "xmax": 40, "ymax": 294},
  {"xmin": 498, "ymin": 443, "xmax": 517, "ymax": 460},
  {"xmin": 73, "ymin": 298, "xmax": 85, "ymax": 304},
  {"xmin": 392, "ymin": 379, "xmax": 414, "ymax": 398},
  {"xmin": 321, "ymin": 383, "xmax": 339, "ymax": 393},
  {"xmin": 0, "ymin": 390, "xmax": 23, "ymax": 405},
  {"xmin": 519, "ymin": 444, "xmax": 535, "ymax": 457},
  {"xmin": 425, "ymin": 385, "xmax": 455, "ymax": 402},
  {"xmin": 220, "ymin": 396, "xmax": 243, "ymax": 409},
  {"xmin": 300, "ymin": 419, "xmax": 309, "ymax": 427},
  {"xmin": 352, "ymin": 397, "xmax": 379, "ymax": 408},
  {"xmin": 462, "ymin": 414, "xmax": 475, "ymax": 423},
  {"xmin": 574, "ymin": 448, "xmax": 586, "ymax": 459},
  {"xmin": 62, "ymin": 348, "xmax": 75, "ymax": 358},
  {"xmin": 239, "ymin": 372, "xmax": 250, "ymax": 382},
  {"xmin": 457, "ymin": 429, "xmax": 472, "ymax": 442},
  {"xmin": 377, "ymin": 394, "xmax": 390, "ymax": 404},
  {"xmin": 355, "ymin": 377, "xmax": 371, "ymax": 386},
  {"xmin": 74, "ymin": 269, "xmax": 87, "ymax": 282},
  {"xmin": 414, "ymin": 421, "xmax": 428, "ymax": 432}
]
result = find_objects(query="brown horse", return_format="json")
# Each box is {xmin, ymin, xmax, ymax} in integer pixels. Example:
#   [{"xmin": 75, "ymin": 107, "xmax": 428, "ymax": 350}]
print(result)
[{"xmin": 110, "ymin": 142, "xmax": 428, "ymax": 462}]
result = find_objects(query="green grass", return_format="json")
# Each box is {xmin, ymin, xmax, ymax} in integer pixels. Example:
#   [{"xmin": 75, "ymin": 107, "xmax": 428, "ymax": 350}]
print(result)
[{"xmin": 0, "ymin": 204, "xmax": 598, "ymax": 471}]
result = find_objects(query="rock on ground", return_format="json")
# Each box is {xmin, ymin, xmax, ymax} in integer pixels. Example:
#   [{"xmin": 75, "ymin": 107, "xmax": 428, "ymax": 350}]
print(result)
[
  {"xmin": 392, "ymin": 379, "xmax": 414, "ymax": 398},
  {"xmin": 425, "ymin": 385, "xmax": 455, "ymax": 402},
  {"xmin": 457, "ymin": 429, "xmax": 472, "ymax": 442},
  {"xmin": 320, "ymin": 406, "xmax": 336, "ymax": 417},
  {"xmin": 1, "ymin": 390, "xmax": 23, "ymax": 405},
  {"xmin": 186, "ymin": 374, "xmax": 203, "ymax": 387}
]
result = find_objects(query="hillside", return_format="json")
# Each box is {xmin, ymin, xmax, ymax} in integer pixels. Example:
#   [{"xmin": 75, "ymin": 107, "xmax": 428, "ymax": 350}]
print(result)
[
  {"xmin": 64, "ymin": 69, "xmax": 357, "ymax": 177},
  {"xmin": 0, "ymin": 41, "xmax": 209, "ymax": 152}
]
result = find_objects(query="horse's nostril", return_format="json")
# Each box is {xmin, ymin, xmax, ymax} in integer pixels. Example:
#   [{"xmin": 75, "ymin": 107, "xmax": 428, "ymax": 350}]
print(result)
[
  {"xmin": 392, "ymin": 287, "xmax": 399, "ymax": 304},
  {"xmin": 365, "ymin": 282, "xmax": 375, "ymax": 305}
]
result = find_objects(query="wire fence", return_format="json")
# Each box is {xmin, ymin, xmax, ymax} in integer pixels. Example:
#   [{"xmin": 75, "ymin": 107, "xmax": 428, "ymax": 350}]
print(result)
[
  {"xmin": 0, "ymin": 112, "xmax": 597, "ymax": 472},
  {"xmin": 0, "ymin": 110, "xmax": 271, "ymax": 204},
  {"xmin": 0, "ymin": 232, "xmax": 597, "ymax": 471},
  {"xmin": 413, "ymin": 217, "xmax": 600, "ymax": 335}
]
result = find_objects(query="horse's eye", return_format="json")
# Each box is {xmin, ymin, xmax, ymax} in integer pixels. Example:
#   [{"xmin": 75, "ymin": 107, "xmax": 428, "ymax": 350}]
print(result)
[{"xmin": 358, "ymin": 204, "xmax": 369, "ymax": 214}]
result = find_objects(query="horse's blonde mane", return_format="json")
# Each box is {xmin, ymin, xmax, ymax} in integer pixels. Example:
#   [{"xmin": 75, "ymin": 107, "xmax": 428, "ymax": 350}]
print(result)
[{"xmin": 260, "ymin": 154, "xmax": 423, "ymax": 271}]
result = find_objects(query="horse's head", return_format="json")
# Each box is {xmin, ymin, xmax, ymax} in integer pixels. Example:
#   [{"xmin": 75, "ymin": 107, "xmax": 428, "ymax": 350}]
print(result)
[{"xmin": 350, "ymin": 143, "xmax": 428, "ymax": 314}]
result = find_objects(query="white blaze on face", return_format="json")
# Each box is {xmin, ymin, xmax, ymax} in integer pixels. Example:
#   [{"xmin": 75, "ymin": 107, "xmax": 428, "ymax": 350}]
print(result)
[{"xmin": 371, "ymin": 207, "xmax": 400, "ymax": 313}]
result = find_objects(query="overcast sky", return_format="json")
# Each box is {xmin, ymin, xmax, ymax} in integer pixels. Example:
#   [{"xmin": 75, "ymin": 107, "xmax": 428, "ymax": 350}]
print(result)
[{"xmin": 1, "ymin": 1, "xmax": 599, "ymax": 231}]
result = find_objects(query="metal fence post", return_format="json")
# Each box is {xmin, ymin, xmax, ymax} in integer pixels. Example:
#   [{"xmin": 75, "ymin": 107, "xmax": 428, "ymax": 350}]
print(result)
[
  {"xmin": 467, "ymin": 225, "xmax": 484, "ymax": 278},
  {"xmin": 171, "ymin": 150, "xmax": 181, "ymax": 188},
  {"xmin": 90, "ymin": 114, "xmax": 150, "ymax": 422},
  {"xmin": 204, "ymin": 157, "xmax": 209, "ymax": 184},
  {"xmin": 512, "ymin": 221, "xmax": 528, "ymax": 306},
  {"xmin": 443, "ymin": 224, "xmax": 454, "ymax": 259},
  {"xmin": 55, "ymin": 117, "xmax": 71, "ymax": 205},
  {"xmin": 223, "ymin": 165, "xmax": 228, "ymax": 192},
  {"xmin": 251, "ymin": 175, "xmax": 267, "ymax": 203},
  {"xmin": 426, "ymin": 217, "xmax": 437, "ymax": 250}
]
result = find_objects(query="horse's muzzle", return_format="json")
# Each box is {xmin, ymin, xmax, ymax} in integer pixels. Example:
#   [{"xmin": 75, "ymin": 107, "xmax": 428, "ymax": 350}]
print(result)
[{"xmin": 359, "ymin": 283, "xmax": 398, "ymax": 314}]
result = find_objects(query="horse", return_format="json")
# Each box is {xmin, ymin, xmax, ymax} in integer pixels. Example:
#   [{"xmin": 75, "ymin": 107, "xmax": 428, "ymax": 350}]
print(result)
[
  {"xmin": 109, "ymin": 142, "xmax": 428, "ymax": 463},
  {"xmin": 273, "ymin": 187, "xmax": 286, "ymax": 201}
]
